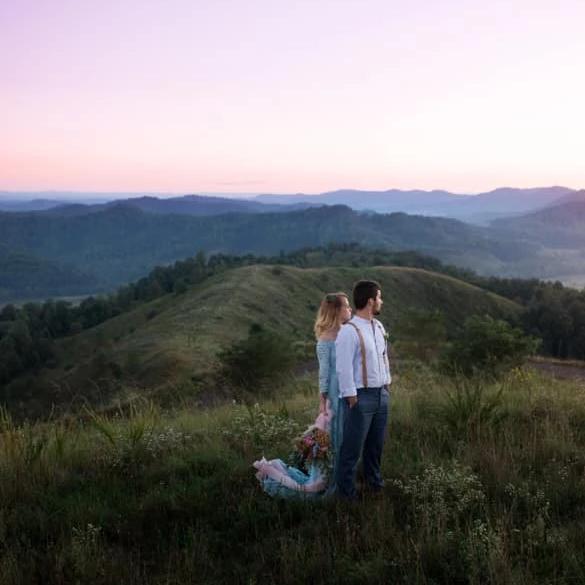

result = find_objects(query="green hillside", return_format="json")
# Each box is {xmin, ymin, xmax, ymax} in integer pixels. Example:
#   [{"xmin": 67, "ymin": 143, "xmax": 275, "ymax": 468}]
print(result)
[{"xmin": 7, "ymin": 265, "xmax": 520, "ymax": 417}]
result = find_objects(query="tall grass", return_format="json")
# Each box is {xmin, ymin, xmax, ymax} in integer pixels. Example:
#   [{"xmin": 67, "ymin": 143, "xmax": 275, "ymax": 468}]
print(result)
[{"xmin": 1, "ymin": 368, "xmax": 585, "ymax": 583}]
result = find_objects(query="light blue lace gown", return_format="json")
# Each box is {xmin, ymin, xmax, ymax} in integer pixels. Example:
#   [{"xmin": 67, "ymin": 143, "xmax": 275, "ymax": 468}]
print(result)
[
  {"xmin": 316, "ymin": 339, "xmax": 343, "ymax": 495},
  {"xmin": 254, "ymin": 340, "xmax": 342, "ymax": 499}
]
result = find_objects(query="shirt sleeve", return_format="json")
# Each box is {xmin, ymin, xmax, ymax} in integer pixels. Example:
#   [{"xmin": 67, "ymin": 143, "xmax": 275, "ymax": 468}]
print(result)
[
  {"xmin": 335, "ymin": 326, "xmax": 358, "ymax": 398},
  {"xmin": 316, "ymin": 342, "xmax": 331, "ymax": 395}
]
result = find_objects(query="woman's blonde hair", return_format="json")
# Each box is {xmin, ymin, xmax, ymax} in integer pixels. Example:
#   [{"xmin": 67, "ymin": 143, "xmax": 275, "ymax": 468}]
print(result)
[{"xmin": 314, "ymin": 292, "xmax": 349, "ymax": 339}]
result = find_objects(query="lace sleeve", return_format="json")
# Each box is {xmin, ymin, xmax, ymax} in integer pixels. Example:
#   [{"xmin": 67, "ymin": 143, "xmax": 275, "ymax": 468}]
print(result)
[{"xmin": 316, "ymin": 342, "xmax": 331, "ymax": 395}]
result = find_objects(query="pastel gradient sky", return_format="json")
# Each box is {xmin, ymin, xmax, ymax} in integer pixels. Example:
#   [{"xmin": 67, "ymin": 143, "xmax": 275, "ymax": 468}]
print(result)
[{"xmin": 1, "ymin": 0, "xmax": 584, "ymax": 195}]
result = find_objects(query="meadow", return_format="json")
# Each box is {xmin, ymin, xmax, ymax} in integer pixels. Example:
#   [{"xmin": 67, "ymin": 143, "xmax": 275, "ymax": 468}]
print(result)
[{"xmin": 1, "ymin": 359, "xmax": 585, "ymax": 584}]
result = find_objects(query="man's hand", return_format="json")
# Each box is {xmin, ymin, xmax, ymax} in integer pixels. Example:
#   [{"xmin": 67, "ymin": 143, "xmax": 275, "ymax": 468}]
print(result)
[
  {"xmin": 346, "ymin": 395, "xmax": 358, "ymax": 409},
  {"xmin": 319, "ymin": 393, "xmax": 328, "ymax": 414}
]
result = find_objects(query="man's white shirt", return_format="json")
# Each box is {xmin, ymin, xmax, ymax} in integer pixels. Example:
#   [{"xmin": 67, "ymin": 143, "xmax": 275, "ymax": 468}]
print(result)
[{"xmin": 335, "ymin": 315, "xmax": 391, "ymax": 398}]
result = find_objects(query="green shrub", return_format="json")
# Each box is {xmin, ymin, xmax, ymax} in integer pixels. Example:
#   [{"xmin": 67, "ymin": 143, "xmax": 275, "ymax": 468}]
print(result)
[
  {"xmin": 219, "ymin": 324, "xmax": 296, "ymax": 390},
  {"xmin": 440, "ymin": 315, "xmax": 539, "ymax": 379}
]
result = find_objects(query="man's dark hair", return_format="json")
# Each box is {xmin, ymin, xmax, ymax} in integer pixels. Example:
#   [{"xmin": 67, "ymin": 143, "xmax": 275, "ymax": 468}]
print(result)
[{"xmin": 353, "ymin": 280, "xmax": 381, "ymax": 310}]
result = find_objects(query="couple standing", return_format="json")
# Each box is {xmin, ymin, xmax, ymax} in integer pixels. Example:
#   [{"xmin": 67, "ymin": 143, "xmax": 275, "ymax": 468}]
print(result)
[
  {"xmin": 254, "ymin": 279, "xmax": 391, "ymax": 500},
  {"xmin": 316, "ymin": 279, "xmax": 391, "ymax": 499}
]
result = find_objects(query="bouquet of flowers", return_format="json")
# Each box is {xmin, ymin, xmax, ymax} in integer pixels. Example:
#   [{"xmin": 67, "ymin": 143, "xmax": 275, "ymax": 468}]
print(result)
[
  {"xmin": 290, "ymin": 426, "xmax": 331, "ymax": 475},
  {"xmin": 253, "ymin": 401, "xmax": 333, "ymax": 496}
]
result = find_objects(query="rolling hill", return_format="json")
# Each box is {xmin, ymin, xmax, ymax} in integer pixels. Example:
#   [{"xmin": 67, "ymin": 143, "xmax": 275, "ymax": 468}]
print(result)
[
  {"xmin": 491, "ymin": 196, "xmax": 585, "ymax": 285},
  {"xmin": 3, "ymin": 264, "xmax": 521, "ymax": 418},
  {"xmin": 494, "ymin": 197, "xmax": 585, "ymax": 245},
  {"xmin": 0, "ymin": 204, "xmax": 534, "ymax": 298}
]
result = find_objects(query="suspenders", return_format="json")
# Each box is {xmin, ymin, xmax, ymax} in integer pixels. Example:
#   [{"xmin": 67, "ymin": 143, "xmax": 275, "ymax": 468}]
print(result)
[
  {"xmin": 346, "ymin": 319, "xmax": 389, "ymax": 390},
  {"xmin": 346, "ymin": 321, "xmax": 368, "ymax": 389}
]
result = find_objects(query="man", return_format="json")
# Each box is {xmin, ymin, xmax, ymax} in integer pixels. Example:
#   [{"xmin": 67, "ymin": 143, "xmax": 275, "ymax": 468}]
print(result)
[{"xmin": 335, "ymin": 279, "xmax": 391, "ymax": 499}]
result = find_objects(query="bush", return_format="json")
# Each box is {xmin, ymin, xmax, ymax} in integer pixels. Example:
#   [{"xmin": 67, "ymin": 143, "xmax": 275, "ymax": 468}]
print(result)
[
  {"xmin": 440, "ymin": 315, "xmax": 539, "ymax": 379},
  {"xmin": 219, "ymin": 324, "xmax": 296, "ymax": 390},
  {"xmin": 146, "ymin": 308, "xmax": 159, "ymax": 320}
]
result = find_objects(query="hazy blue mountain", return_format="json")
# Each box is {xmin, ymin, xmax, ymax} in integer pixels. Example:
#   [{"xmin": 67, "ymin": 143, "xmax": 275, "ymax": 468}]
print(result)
[
  {"xmin": 256, "ymin": 189, "xmax": 463, "ymax": 214},
  {"xmin": 486, "ymin": 196, "xmax": 585, "ymax": 285},
  {"xmin": 32, "ymin": 195, "xmax": 319, "ymax": 217},
  {"xmin": 256, "ymin": 186, "xmax": 576, "ymax": 223},
  {"xmin": 0, "ymin": 199, "xmax": 68, "ymax": 212},
  {"xmin": 114, "ymin": 195, "xmax": 317, "ymax": 215},
  {"xmin": 0, "ymin": 191, "xmax": 160, "ymax": 204},
  {"xmin": 543, "ymin": 188, "xmax": 585, "ymax": 207},
  {"xmin": 493, "ymin": 196, "xmax": 585, "ymax": 247},
  {"xmin": 444, "ymin": 186, "xmax": 576, "ymax": 223}
]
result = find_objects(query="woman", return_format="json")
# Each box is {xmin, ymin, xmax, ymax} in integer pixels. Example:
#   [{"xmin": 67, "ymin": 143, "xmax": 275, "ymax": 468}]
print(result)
[
  {"xmin": 314, "ymin": 292, "xmax": 352, "ymax": 493},
  {"xmin": 253, "ymin": 292, "xmax": 352, "ymax": 498}
]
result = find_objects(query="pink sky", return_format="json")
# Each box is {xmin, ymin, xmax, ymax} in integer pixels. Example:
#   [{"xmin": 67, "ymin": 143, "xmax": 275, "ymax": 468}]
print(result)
[{"xmin": 1, "ymin": 0, "xmax": 584, "ymax": 195}]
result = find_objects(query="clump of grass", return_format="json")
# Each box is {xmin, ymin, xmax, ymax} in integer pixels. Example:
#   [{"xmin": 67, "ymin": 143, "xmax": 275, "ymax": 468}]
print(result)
[
  {"xmin": 222, "ymin": 402, "xmax": 301, "ymax": 455},
  {"xmin": 440, "ymin": 375, "xmax": 507, "ymax": 436},
  {"xmin": 88, "ymin": 401, "xmax": 195, "ymax": 476},
  {"xmin": 392, "ymin": 461, "xmax": 486, "ymax": 529}
]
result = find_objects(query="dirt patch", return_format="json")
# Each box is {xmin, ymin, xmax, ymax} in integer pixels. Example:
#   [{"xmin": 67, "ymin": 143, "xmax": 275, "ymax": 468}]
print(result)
[{"xmin": 528, "ymin": 358, "xmax": 585, "ymax": 381}]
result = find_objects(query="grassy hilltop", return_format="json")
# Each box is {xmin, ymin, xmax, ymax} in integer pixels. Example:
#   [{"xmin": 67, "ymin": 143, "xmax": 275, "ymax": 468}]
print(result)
[{"xmin": 11, "ymin": 264, "xmax": 520, "ymax": 417}]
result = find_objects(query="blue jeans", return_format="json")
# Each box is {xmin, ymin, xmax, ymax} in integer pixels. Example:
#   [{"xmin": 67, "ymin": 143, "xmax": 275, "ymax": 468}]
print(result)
[{"xmin": 336, "ymin": 386, "xmax": 390, "ymax": 499}]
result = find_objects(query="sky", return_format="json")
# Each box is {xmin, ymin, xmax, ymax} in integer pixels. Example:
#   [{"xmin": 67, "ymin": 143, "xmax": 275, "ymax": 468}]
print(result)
[{"xmin": 1, "ymin": 0, "xmax": 585, "ymax": 195}]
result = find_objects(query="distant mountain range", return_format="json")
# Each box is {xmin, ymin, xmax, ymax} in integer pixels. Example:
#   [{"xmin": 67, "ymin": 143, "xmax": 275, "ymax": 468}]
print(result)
[
  {"xmin": 0, "ymin": 186, "xmax": 577, "ymax": 223},
  {"xmin": 2, "ymin": 186, "xmax": 585, "ymax": 302},
  {"xmin": 0, "ymin": 194, "xmax": 318, "ymax": 216},
  {"xmin": 256, "ymin": 186, "xmax": 576, "ymax": 223}
]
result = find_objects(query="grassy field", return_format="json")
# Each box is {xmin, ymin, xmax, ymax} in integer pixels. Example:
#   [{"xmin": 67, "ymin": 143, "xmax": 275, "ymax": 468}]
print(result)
[
  {"xmin": 6, "ymin": 264, "xmax": 520, "ymax": 419},
  {"xmin": 2, "ymin": 359, "xmax": 585, "ymax": 584}
]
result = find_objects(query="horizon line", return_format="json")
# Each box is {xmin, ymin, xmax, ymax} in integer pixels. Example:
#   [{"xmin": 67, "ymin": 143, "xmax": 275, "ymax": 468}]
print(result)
[{"xmin": 0, "ymin": 184, "xmax": 577, "ymax": 201}]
